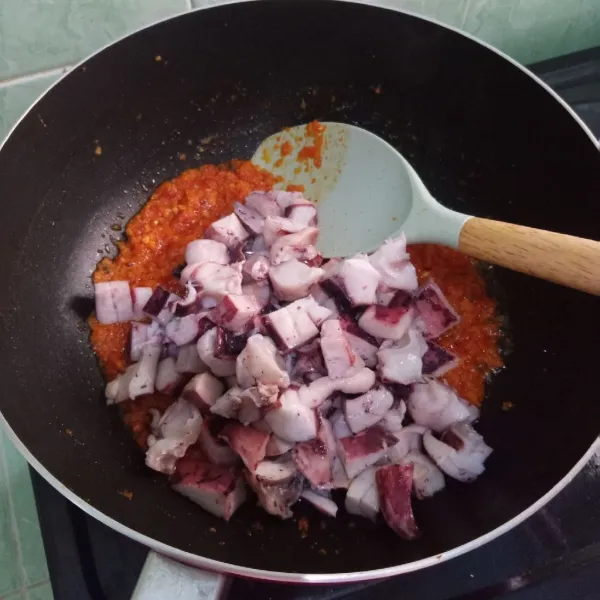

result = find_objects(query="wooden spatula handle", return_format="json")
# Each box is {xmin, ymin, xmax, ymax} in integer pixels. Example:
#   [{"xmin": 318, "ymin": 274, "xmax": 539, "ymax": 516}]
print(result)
[{"xmin": 458, "ymin": 217, "xmax": 600, "ymax": 295}]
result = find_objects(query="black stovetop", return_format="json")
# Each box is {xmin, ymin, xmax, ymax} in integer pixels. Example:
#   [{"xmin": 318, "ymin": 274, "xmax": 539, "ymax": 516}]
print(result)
[{"xmin": 32, "ymin": 48, "xmax": 600, "ymax": 600}]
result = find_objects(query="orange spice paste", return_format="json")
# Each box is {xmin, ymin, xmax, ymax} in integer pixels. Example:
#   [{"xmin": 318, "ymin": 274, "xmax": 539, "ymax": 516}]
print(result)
[
  {"xmin": 297, "ymin": 120, "xmax": 326, "ymax": 168},
  {"xmin": 89, "ymin": 160, "xmax": 501, "ymax": 448}
]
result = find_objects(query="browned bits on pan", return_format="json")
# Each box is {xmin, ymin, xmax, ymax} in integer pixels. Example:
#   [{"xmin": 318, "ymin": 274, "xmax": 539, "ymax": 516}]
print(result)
[
  {"xmin": 298, "ymin": 517, "xmax": 309, "ymax": 538},
  {"xmin": 502, "ymin": 401, "xmax": 514, "ymax": 411},
  {"xmin": 94, "ymin": 145, "xmax": 102, "ymax": 156},
  {"xmin": 155, "ymin": 55, "xmax": 162, "ymax": 62},
  {"xmin": 118, "ymin": 490, "xmax": 133, "ymax": 500},
  {"xmin": 110, "ymin": 224, "xmax": 122, "ymax": 232},
  {"xmin": 179, "ymin": 153, "xmax": 187, "ymax": 161},
  {"xmin": 209, "ymin": 527, "xmax": 217, "ymax": 533},
  {"xmin": 65, "ymin": 428, "xmax": 73, "ymax": 436},
  {"xmin": 318, "ymin": 548, "xmax": 327, "ymax": 556}
]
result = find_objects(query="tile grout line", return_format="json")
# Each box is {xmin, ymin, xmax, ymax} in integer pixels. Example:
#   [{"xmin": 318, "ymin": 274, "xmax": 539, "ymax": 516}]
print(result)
[
  {"xmin": 459, "ymin": 0, "xmax": 474, "ymax": 28},
  {"xmin": 0, "ymin": 437, "xmax": 27, "ymax": 597},
  {"xmin": 25, "ymin": 578, "xmax": 51, "ymax": 593},
  {"xmin": 0, "ymin": 65, "xmax": 74, "ymax": 91}
]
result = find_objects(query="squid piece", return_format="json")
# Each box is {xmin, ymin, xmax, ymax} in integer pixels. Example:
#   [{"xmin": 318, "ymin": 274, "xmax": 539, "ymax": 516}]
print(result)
[
  {"xmin": 329, "ymin": 409, "xmax": 353, "ymax": 439},
  {"xmin": 243, "ymin": 254, "xmax": 271, "ymax": 282},
  {"xmin": 131, "ymin": 287, "xmax": 153, "ymax": 320},
  {"xmin": 300, "ymin": 490, "xmax": 338, "ymax": 517},
  {"xmin": 155, "ymin": 357, "xmax": 185, "ymax": 395},
  {"xmin": 196, "ymin": 418, "xmax": 239, "ymax": 466},
  {"xmin": 415, "ymin": 280, "xmax": 460, "ymax": 339},
  {"xmin": 421, "ymin": 341, "xmax": 459, "ymax": 377},
  {"xmin": 269, "ymin": 259, "xmax": 325, "ymax": 302},
  {"xmin": 263, "ymin": 303, "xmax": 319, "ymax": 352},
  {"xmin": 175, "ymin": 344, "xmax": 206, "ymax": 374},
  {"xmin": 128, "ymin": 343, "xmax": 162, "ymax": 399},
  {"xmin": 378, "ymin": 402, "xmax": 408, "ymax": 435},
  {"xmin": 245, "ymin": 191, "xmax": 283, "ymax": 218},
  {"xmin": 218, "ymin": 422, "xmax": 270, "ymax": 472},
  {"xmin": 265, "ymin": 434, "xmax": 295, "ymax": 457},
  {"xmin": 358, "ymin": 305, "xmax": 414, "ymax": 340},
  {"xmin": 262, "ymin": 216, "xmax": 304, "ymax": 247},
  {"xmin": 234, "ymin": 201, "xmax": 265, "ymax": 235},
  {"xmin": 376, "ymin": 464, "xmax": 420, "ymax": 540},
  {"xmin": 181, "ymin": 372, "xmax": 225, "ymax": 414},
  {"xmin": 204, "ymin": 213, "xmax": 249, "ymax": 248},
  {"xmin": 337, "ymin": 425, "xmax": 398, "ymax": 478},
  {"xmin": 185, "ymin": 239, "xmax": 230, "ymax": 265},
  {"xmin": 210, "ymin": 387, "xmax": 244, "ymax": 420},
  {"xmin": 345, "ymin": 466, "xmax": 379, "ymax": 522},
  {"xmin": 369, "ymin": 235, "xmax": 418, "ymax": 291},
  {"xmin": 254, "ymin": 459, "xmax": 297, "ymax": 484},
  {"xmin": 145, "ymin": 398, "xmax": 203, "ymax": 475},
  {"xmin": 94, "ymin": 281, "xmax": 134, "ymax": 324},
  {"xmin": 285, "ymin": 201, "xmax": 318, "ymax": 228},
  {"xmin": 142, "ymin": 286, "xmax": 170, "ymax": 317},
  {"xmin": 211, "ymin": 294, "xmax": 262, "ymax": 334},
  {"xmin": 264, "ymin": 389, "xmax": 319, "ymax": 442},
  {"xmin": 297, "ymin": 367, "xmax": 376, "ymax": 409},
  {"xmin": 245, "ymin": 465, "xmax": 303, "ymax": 520},
  {"xmin": 172, "ymin": 458, "xmax": 246, "ymax": 521},
  {"xmin": 339, "ymin": 316, "xmax": 378, "ymax": 367},
  {"xmin": 236, "ymin": 334, "xmax": 290, "ymax": 389},
  {"xmin": 129, "ymin": 322, "xmax": 159, "ymax": 362},
  {"xmin": 270, "ymin": 226, "xmax": 320, "ymax": 266},
  {"xmin": 400, "ymin": 450, "xmax": 445, "ymax": 499},
  {"xmin": 343, "ymin": 385, "xmax": 395, "ymax": 434},
  {"xmin": 377, "ymin": 328, "xmax": 428, "ymax": 385},
  {"xmin": 407, "ymin": 380, "xmax": 477, "ymax": 433},
  {"xmin": 214, "ymin": 327, "xmax": 247, "ymax": 359},
  {"xmin": 320, "ymin": 319, "xmax": 364, "ymax": 379},
  {"xmin": 197, "ymin": 328, "xmax": 238, "ymax": 377},
  {"xmin": 423, "ymin": 423, "xmax": 492, "ymax": 483},
  {"xmin": 293, "ymin": 417, "xmax": 336, "ymax": 488},
  {"xmin": 180, "ymin": 262, "xmax": 243, "ymax": 300},
  {"xmin": 322, "ymin": 254, "xmax": 381, "ymax": 308},
  {"xmin": 165, "ymin": 313, "xmax": 207, "ymax": 346},
  {"xmin": 386, "ymin": 424, "xmax": 427, "ymax": 464}
]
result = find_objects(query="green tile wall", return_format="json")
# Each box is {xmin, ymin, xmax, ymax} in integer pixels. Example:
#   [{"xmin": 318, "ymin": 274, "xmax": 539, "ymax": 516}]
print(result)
[{"xmin": 1, "ymin": 0, "xmax": 600, "ymax": 598}]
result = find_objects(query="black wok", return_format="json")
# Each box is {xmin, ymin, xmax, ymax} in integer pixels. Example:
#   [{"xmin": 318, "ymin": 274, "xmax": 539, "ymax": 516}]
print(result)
[{"xmin": 1, "ymin": 0, "xmax": 600, "ymax": 585}]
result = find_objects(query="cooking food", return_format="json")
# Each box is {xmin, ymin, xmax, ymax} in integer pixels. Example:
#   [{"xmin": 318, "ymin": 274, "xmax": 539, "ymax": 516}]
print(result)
[{"xmin": 90, "ymin": 162, "xmax": 502, "ymax": 539}]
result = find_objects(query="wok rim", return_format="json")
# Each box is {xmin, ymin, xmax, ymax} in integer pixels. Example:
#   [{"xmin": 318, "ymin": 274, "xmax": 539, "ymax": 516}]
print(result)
[{"xmin": 1, "ymin": 0, "xmax": 599, "ymax": 583}]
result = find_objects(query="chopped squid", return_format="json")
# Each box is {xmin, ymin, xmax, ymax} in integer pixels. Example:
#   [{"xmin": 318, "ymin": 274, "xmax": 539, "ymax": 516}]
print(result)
[
  {"xmin": 320, "ymin": 319, "xmax": 364, "ymax": 379},
  {"xmin": 377, "ymin": 328, "xmax": 428, "ymax": 385},
  {"xmin": 205, "ymin": 213, "xmax": 249, "ymax": 248},
  {"xmin": 145, "ymin": 398, "xmax": 203, "ymax": 475},
  {"xmin": 423, "ymin": 423, "xmax": 492, "ymax": 482},
  {"xmin": 185, "ymin": 239, "xmax": 230, "ymax": 265},
  {"xmin": 407, "ymin": 380, "xmax": 478, "ymax": 433},
  {"xmin": 95, "ymin": 188, "xmax": 495, "ymax": 540},
  {"xmin": 376, "ymin": 464, "xmax": 420, "ymax": 540},
  {"xmin": 94, "ymin": 281, "xmax": 134, "ymax": 324},
  {"xmin": 172, "ymin": 455, "xmax": 246, "ymax": 521}
]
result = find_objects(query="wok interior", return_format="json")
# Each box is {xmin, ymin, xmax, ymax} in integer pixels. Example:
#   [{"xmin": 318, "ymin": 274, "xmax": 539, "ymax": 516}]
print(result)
[{"xmin": 1, "ymin": 0, "xmax": 600, "ymax": 575}]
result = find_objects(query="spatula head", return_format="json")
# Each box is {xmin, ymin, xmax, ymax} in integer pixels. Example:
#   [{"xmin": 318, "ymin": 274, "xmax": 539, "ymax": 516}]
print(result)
[{"xmin": 252, "ymin": 122, "xmax": 414, "ymax": 257}]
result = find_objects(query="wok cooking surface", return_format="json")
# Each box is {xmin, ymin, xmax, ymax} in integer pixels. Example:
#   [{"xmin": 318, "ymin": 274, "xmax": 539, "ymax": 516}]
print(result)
[{"xmin": 31, "ymin": 48, "xmax": 600, "ymax": 600}]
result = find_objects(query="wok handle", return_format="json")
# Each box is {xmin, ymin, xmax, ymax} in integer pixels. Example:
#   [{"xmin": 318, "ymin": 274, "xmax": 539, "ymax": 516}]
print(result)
[
  {"xmin": 458, "ymin": 217, "xmax": 600, "ymax": 295},
  {"xmin": 131, "ymin": 551, "xmax": 230, "ymax": 600}
]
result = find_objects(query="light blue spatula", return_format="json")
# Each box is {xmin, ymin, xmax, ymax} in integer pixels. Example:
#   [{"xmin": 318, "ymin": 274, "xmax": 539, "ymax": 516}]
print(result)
[{"xmin": 253, "ymin": 122, "xmax": 600, "ymax": 295}]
